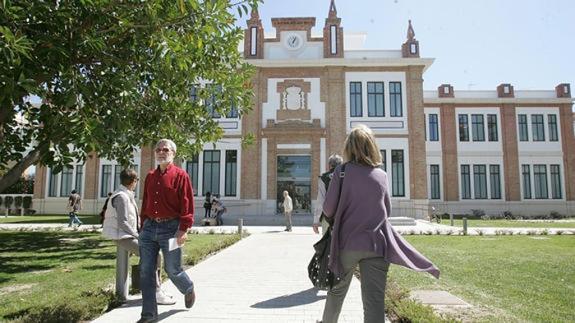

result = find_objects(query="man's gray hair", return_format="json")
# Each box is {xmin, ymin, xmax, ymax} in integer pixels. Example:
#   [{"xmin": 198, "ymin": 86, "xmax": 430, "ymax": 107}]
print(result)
[
  {"xmin": 328, "ymin": 154, "xmax": 343, "ymax": 169},
  {"xmin": 156, "ymin": 139, "xmax": 177, "ymax": 153}
]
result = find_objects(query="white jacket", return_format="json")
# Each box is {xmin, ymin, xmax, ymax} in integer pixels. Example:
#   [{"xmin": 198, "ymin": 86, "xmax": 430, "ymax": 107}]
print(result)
[
  {"xmin": 102, "ymin": 186, "xmax": 139, "ymax": 240},
  {"xmin": 283, "ymin": 195, "xmax": 293, "ymax": 213}
]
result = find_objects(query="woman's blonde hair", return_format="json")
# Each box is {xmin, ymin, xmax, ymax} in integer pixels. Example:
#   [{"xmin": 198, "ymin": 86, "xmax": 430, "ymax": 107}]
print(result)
[{"xmin": 343, "ymin": 124, "xmax": 382, "ymax": 167}]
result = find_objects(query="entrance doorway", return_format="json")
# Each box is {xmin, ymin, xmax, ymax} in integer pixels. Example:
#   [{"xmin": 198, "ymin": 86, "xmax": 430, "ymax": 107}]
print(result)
[{"xmin": 277, "ymin": 155, "xmax": 311, "ymax": 214}]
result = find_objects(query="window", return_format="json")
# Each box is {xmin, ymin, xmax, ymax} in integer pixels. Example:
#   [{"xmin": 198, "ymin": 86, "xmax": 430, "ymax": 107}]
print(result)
[
  {"xmin": 489, "ymin": 165, "xmax": 501, "ymax": 199},
  {"xmin": 518, "ymin": 114, "xmax": 529, "ymax": 141},
  {"xmin": 190, "ymin": 85, "xmax": 198, "ymax": 102},
  {"xmin": 550, "ymin": 164, "xmax": 562, "ymax": 199},
  {"xmin": 226, "ymin": 101, "xmax": 239, "ymax": 118},
  {"xmin": 113, "ymin": 165, "xmax": 122, "ymax": 191},
  {"xmin": 471, "ymin": 114, "xmax": 485, "ymax": 141},
  {"xmin": 101, "ymin": 165, "xmax": 112, "ymax": 198},
  {"xmin": 428, "ymin": 114, "xmax": 439, "ymax": 141},
  {"xmin": 461, "ymin": 165, "xmax": 471, "ymax": 199},
  {"xmin": 522, "ymin": 165, "xmax": 532, "ymax": 199},
  {"xmin": 473, "ymin": 165, "xmax": 487, "ymax": 199},
  {"xmin": 225, "ymin": 150, "xmax": 237, "ymax": 196},
  {"xmin": 48, "ymin": 166, "xmax": 84, "ymax": 197},
  {"xmin": 380, "ymin": 150, "xmax": 386, "ymax": 172},
  {"xmin": 202, "ymin": 150, "xmax": 221, "ymax": 196},
  {"xmin": 532, "ymin": 114, "xmax": 545, "ymax": 141},
  {"xmin": 60, "ymin": 167, "xmax": 74, "ymax": 197},
  {"xmin": 487, "ymin": 114, "xmax": 498, "ymax": 141},
  {"xmin": 391, "ymin": 150, "xmax": 404, "ymax": 197},
  {"xmin": 459, "ymin": 114, "xmax": 469, "ymax": 142},
  {"xmin": 389, "ymin": 82, "xmax": 403, "ymax": 117},
  {"xmin": 367, "ymin": 82, "xmax": 385, "ymax": 117},
  {"xmin": 75, "ymin": 166, "xmax": 83, "ymax": 195},
  {"xmin": 533, "ymin": 165, "xmax": 548, "ymax": 199},
  {"xmin": 349, "ymin": 82, "xmax": 362, "ymax": 117},
  {"xmin": 185, "ymin": 155, "xmax": 199, "ymax": 196},
  {"xmin": 100, "ymin": 164, "xmax": 139, "ymax": 198},
  {"xmin": 206, "ymin": 85, "xmax": 221, "ymax": 118},
  {"xmin": 548, "ymin": 114, "xmax": 558, "ymax": 142},
  {"xmin": 430, "ymin": 165, "xmax": 441, "ymax": 200}
]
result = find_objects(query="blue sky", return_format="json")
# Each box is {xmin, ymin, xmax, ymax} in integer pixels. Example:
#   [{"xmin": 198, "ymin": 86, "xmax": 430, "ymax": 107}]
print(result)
[{"xmin": 239, "ymin": 0, "xmax": 574, "ymax": 91}]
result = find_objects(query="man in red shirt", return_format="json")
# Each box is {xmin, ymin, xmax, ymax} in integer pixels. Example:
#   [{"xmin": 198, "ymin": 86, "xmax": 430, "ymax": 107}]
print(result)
[{"xmin": 138, "ymin": 139, "xmax": 195, "ymax": 323}]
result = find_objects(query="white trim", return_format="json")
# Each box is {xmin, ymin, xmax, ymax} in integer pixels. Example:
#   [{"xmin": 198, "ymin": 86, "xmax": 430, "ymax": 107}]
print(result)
[
  {"xmin": 518, "ymin": 157, "xmax": 565, "ymax": 201},
  {"xmin": 277, "ymin": 143, "xmax": 311, "ymax": 149},
  {"xmin": 320, "ymin": 138, "xmax": 326, "ymax": 174},
  {"xmin": 45, "ymin": 163, "xmax": 86, "ymax": 199},
  {"xmin": 250, "ymin": 27, "xmax": 257, "ymax": 56},
  {"xmin": 330, "ymin": 25, "xmax": 337, "ymax": 55},
  {"xmin": 247, "ymin": 58, "xmax": 435, "ymax": 72}
]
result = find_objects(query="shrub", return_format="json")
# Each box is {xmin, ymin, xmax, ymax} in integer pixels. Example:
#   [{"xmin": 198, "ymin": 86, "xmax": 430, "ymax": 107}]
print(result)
[
  {"xmin": 540, "ymin": 229, "xmax": 549, "ymax": 235},
  {"xmin": 4, "ymin": 195, "xmax": 14, "ymax": 210},
  {"xmin": 23, "ymin": 196, "xmax": 33, "ymax": 209},
  {"xmin": 14, "ymin": 196, "xmax": 23, "ymax": 208},
  {"xmin": 0, "ymin": 196, "xmax": 3, "ymax": 207},
  {"xmin": 556, "ymin": 230, "xmax": 564, "ymax": 235},
  {"xmin": 549, "ymin": 211, "xmax": 563, "ymax": 219},
  {"xmin": 471, "ymin": 209, "xmax": 485, "ymax": 218}
]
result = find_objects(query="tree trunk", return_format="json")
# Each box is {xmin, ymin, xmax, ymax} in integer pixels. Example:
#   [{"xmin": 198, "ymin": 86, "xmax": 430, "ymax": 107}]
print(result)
[{"xmin": 0, "ymin": 145, "xmax": 44, "ymax": 193}]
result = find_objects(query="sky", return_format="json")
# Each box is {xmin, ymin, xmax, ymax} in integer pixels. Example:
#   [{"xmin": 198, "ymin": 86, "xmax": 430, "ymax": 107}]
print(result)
[{"xmin": 237, "ymin": 0, "xmax": 575, "ymax": 91}]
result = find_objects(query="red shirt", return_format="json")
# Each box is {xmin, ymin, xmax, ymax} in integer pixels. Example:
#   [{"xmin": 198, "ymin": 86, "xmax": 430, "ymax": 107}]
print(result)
[{"xmin": 141, "ymin": 163, "xmax": 195, "ymax": 231}]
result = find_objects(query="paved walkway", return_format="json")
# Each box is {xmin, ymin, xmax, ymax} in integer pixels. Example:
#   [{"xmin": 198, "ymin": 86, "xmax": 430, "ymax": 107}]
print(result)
[{"xmin": 92, "ymin": 227, "xmax": 368, "ymax": 323}]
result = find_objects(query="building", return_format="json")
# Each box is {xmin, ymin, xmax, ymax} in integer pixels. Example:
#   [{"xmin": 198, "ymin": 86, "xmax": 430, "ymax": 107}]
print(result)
[{"xmin": 33, "ymin": 1, "xmax": 575, "ymax": 218}]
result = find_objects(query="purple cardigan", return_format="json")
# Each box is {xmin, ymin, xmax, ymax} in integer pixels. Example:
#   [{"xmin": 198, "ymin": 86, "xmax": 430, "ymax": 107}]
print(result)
[{"xmin": 323, "ymin": 163, "xmax": 440, "ymax": 279}]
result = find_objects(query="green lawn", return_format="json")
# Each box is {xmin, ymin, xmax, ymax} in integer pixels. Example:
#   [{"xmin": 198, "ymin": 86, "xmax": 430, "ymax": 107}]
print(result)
[
  {"xmin": 389, "ymin": 236, "xmax": 575, "ymax": 322},
  {"xmin": 443, "ymin": 219, "xmax": 575, "ymax": 228},
  {"xmin": 0, "ymin": 230, "xmax": 241, "ymax": 322},
  {"xmin": 0, "ymin": 214, "xmax": 101, "ymax": 225}
]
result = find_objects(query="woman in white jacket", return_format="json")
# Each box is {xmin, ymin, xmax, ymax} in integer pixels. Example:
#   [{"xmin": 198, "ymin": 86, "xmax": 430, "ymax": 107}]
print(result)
[{"xmin": 102, "ymin": 168, "xmax": 174, "ymax": 305}]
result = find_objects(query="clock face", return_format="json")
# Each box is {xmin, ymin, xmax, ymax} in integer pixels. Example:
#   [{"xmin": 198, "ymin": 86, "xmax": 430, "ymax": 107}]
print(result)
[{"xmin": 284, "ymin": 33, "xmax": 303, "ymax": 50}]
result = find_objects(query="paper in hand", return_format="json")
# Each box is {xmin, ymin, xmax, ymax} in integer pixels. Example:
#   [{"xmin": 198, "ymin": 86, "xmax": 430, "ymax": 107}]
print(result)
[{"xmin": 168, "ymin": 237, "xmax": 181, "ymax": 251}]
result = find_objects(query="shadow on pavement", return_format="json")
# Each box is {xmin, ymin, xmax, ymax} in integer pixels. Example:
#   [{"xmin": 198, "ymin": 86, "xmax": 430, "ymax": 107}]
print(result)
[{"xmin": 250, "ymin": 287, "xmax": 326, "ymax": 308}]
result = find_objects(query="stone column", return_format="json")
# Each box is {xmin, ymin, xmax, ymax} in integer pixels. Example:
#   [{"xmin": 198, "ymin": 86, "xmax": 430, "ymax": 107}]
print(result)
[
  {"xmin": 406, "ymin": 66, "xmax": 427, "ymax": 200},
  {"xmin": 501, "ymin": 104, "xmax": 520, "ymax": 201},
  {"xmin": 440, "ymin": 103, "xmax": 459, "ymax": 201}
]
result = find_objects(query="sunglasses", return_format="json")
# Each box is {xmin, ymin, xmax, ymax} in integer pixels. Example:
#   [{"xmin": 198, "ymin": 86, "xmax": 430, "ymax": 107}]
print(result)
[{"xmin": 155, "ymin": 148, "xmax": 171, "ymax": 153}]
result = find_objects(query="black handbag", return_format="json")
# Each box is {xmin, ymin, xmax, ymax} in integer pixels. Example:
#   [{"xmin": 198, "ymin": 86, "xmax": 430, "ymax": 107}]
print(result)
[{"xmin": 307, "ymin": 164, "xmax": 346, "ymax": 290}]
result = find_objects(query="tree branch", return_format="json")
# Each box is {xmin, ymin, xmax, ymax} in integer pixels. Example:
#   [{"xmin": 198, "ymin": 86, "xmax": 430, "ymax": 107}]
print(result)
[{"xmin": 0, "ymin": 143, "xmax": 47, "ymax": 193}]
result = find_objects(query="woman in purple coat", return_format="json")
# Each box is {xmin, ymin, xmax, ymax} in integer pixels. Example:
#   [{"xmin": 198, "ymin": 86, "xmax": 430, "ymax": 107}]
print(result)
[{"xmin": 321, "ymin": 124, "xmax": 440, "ymax": 323}]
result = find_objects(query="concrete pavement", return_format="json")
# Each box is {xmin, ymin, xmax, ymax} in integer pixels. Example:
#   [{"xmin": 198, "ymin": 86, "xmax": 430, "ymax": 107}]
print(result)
[{"xmin": 92, "ymin": 227, "xmax": 369, "ymax": 323}]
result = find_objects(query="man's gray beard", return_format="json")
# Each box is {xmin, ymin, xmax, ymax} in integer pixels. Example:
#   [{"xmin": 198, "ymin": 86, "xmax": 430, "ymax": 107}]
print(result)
[{"xmin": 156, "ymin": 157, "xmax": 174, "ymax": 165}]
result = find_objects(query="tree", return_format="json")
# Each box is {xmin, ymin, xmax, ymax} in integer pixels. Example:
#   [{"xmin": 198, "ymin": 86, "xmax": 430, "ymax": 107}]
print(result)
[{"xmin": 0, "ymin": 0, "xmax": 259, "ymax": 192}]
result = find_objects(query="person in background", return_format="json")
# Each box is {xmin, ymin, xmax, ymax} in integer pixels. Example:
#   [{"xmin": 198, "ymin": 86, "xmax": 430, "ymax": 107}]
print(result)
[
  {"xmin": 67, "ymin": 189, "xmax": 83, "ymax": 227},
  {"xmin": 320, "ymin": 125, "xmax": 440, "ymax": 323},
  {"xmin": 138, "ymin": 139, "xmax": 196, "ymax": 323},
  {"xmin": 313, "ymin": 154, "xmax": 343, "ymax": 235},
  {"xmin": 211, "ymin": 197, "xmax": 226, "ymax": 226},
  {"xmin": 282, "ymin": 190, "xmax": 293, "ymax": 232},
  {"xmin": 203, "ymin": 192, "xmax": 212, "ymax": 218},
  {"xmin": 102, "ymin": 169, "xmax": 175, "ymax": 305}
]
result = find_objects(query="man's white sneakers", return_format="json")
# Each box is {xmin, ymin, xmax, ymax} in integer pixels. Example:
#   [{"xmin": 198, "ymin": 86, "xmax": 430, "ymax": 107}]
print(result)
[{"xmin": 156, "ymin": 289, "xmax": 176, "ymax": 305}]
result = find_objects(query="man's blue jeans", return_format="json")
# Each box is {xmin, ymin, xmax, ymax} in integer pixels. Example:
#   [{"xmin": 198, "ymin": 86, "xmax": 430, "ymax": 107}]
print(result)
[
  {"xmin": 68, "ymin": 212, "xmax": 82, "ymax": 226},
  {"xmin": 139, "ymin": 218, "xmax": 194, "ymax": 320}
]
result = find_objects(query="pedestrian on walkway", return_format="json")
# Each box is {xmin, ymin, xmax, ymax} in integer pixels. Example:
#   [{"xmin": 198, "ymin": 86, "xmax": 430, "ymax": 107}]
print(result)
[
  {"xmin": 313, "ymin": 154, "xmax": 343, "ymax": 235},
  {"xmin": 102, "ymin": 168, "xmax": 175, "ymax": 305},
  {"xmin": 320, "ymin": 125, "xmax": 440, "ymax": 323},
  {"xmin": 138, "ymin": 139, "xmax": 196, "ymax": 323},
  {"xmin": 67, "ymin": 189, "xmax": 83, "ymax": 227},
  {"xmin": 211, "ymin": 197, "xmax": 226, "ymax": 226},
  {"xmin": 282, "ymin": 190, "xmax": 293, "ymax": 232}
]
